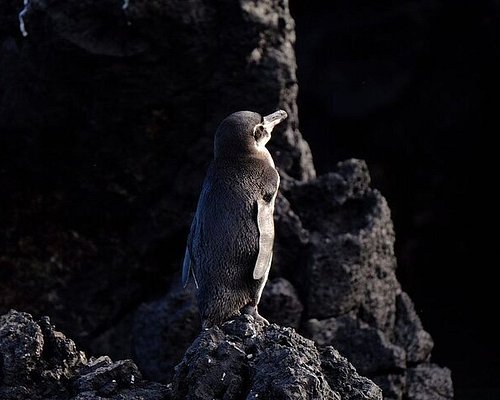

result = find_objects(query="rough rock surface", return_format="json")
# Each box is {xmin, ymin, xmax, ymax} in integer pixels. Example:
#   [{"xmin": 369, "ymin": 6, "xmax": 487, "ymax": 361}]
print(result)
[
  {"xmin": 0, "ymin": 310, "xmax": 169, "ymax": 400},
  {"xmin": 0, "ymin": 0, "xmax": 314, "ymax": 348},
  {"xmin": 258, "ymin": 277, "xmax": 303, "ymax": 329},
  {"xmin": 0, "ymin": 310, "xmax": 382, "ymax": 400},
  {"xmin": 171, "ymin": 314, "xmax": 381, "ymax": 400},
  {"xmin": 394, "ymin": 292, "xmax": 434, "ymax": 364},
  {"xmin": 406, "ymin": 364, "xmax": 454, "ymax": 400},
  {"xmin": 133, "ymin": 160, "xmax": 453, "ymax": 399},
  {"xmin": 306, "ymin": 314, "xmax": 406, "ymax": 376},
  {"xmin": 132, "ymin": 283, "xmax": 200, "ymax": 383}
]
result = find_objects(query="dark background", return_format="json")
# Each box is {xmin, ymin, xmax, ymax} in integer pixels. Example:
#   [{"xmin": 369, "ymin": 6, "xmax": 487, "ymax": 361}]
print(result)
[{"xmin": 290, "ymin": 1, "xmax": 497, "ymax": 399}]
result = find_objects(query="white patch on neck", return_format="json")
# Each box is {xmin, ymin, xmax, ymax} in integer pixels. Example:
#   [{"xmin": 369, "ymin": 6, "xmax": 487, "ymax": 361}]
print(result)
[
  {"xmin": 255, "ymin": 142, "xmax": 275, "ymax": 168},
  {"xmin": 253, "ymin": 124, "xmax": 274, "ymax": 167}
]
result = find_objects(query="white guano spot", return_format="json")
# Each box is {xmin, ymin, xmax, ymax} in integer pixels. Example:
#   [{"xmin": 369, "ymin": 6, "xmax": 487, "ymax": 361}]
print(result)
[{"xmin": 18, "ymin": 0, "xmax": 30, "ymax": 37}]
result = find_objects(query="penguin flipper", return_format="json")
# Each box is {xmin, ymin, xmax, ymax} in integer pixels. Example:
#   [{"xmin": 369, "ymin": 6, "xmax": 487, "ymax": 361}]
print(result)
[
  {"xmin": 254, "ymin": 198, "xmax": 275, "ymax": 280},
  {"xmin": 182, "ymin": 246, "xmax": 199, "ymax": 289}
]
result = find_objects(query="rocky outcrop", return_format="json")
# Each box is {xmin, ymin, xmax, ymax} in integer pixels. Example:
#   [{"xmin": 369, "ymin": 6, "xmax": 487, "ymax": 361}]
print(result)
[
  {"xmin": 405, "ymin": 365, "xmax": 453, "ymax": 400},
  {"xmin": 132, "ymin": 284, "xmax": 200, "ymax": 383},
  {"xmin": 306, "ymin": 314, "xmax": 407, "ymax": 376},
  {"xmin": 161, "ymin": 314, "xmax": 381, "ymax": 400},
  {"xmin": 287, "ymin": 160, "xmax": 452, "ymax": 399},
  {"xmin": 1, "ymin": 310, "xmax": 381, "ymax": 400},
  {"xmin": 133, "ymin": 159, "xmax": 453, "ymax": 399},
  {"xmin": 0, "ymin": 310, "xmax": 169, "ymax": 400},
  {"xmin": 259, "ymin": 277, "xmax": 304, "ymax": 329},
  {"xmin": 0, "ymin": 0, "xmax": 313, "ymax": 348}
]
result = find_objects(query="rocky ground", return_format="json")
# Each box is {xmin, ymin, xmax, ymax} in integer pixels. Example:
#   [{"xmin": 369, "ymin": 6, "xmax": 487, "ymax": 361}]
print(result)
[
  {"xmin": 0, "ymin": 1, "xmax": 452, "ymax": 399},
  {"xmin": 131, "ymin": 159, "xmax": 453, "ymax": 400},
  {"xmin": 0, "ymin": 310, "xmax": 382, "ymax": 400}
]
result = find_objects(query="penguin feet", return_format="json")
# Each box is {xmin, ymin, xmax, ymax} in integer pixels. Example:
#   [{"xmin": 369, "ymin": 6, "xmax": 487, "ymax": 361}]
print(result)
[
  {"xmin": 254, "ymin": 313, "xmax": 269, "ymax": 326},
  {"xmin": 241, "ymin": 305, "xmax": 269, "ymax": 326},
  {"xmin": 202, "ymin": 310, "xmax": 242, "ymax": 330}
]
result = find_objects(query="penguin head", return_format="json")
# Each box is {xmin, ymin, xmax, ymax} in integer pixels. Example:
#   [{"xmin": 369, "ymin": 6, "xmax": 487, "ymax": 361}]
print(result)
[{"xmin": 214, "ymin": 110, "xmax": 288, "ymax": 159}]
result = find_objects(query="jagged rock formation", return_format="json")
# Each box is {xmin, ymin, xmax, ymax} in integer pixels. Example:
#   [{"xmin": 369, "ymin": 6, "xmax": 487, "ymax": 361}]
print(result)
[
  {"xmin": 0, "ymin": 1, "xmax": 453, "ymax": 399},
  {"xmin": 132, "ymin": 284, "xmax": 200, "ymax": 383},
  {"xmin": 0, "ymin": 310, "xmax": 169, "ymax": 400},
  {"xmin": 133, "ymin": 159, "xmax": 453, "ymax": 400},
  {"xmin": 171, "ymin": 314, "xmax": 381, "ymax": 400},
  {"xmin": 0, "ymin": 0, "xmax": 313, "ymax": 348},
  {"xmin": 0, "ymin": 310, "xmax": 381, "ymax": 400}
]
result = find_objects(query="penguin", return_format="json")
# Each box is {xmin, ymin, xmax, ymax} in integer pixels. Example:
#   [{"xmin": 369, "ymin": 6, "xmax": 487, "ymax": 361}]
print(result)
[{"xmin": 182, "ymin": 110, "xmax": 287, "ymax": 328}]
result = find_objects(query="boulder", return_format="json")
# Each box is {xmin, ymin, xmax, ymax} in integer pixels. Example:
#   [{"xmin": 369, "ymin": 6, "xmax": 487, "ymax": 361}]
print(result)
[
  {"xmin": 170, "ymin": 314, "xmax": 382, "ymax": 400},
  {"xmin": 259, "ymin": 277, "xmax": 304, "ymax": 329},
  {"xmin": 132, "ymin": 284, "xmax": 200, "ymax": 383},
  {"xmin": 0, "ymin": 310, "xmax": 168, "ymax": 400},
  {"xmin": 305, "ymin": 314, "xmax": 406, "ymax": 376},
  {"xmin": 394, "ymin": 292, "xmax": 434, "ymax": 364},
  {"xmin": 406, "ymin": 364, "xmax": 454, "ymax": 400}
]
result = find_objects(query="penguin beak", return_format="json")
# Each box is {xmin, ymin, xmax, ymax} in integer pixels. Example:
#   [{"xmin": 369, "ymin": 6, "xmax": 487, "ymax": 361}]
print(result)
[{"xmin": 262, "ymin": 110, "xmax": 288, "ymax": 134}]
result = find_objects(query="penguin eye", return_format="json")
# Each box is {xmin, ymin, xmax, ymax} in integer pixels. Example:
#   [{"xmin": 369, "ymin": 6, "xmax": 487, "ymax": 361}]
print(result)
[{"xmin": 253, "ymin": 124, "xmax": 265, "ymax": 141}]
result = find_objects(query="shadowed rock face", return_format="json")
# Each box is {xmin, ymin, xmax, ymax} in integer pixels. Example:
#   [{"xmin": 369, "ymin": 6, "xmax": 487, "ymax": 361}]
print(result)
[
  {"xmin": 168, "ymin": 314, "xmax": 382, "ymax": 400},
  {"xmin": 0, "ymin": 0, "xmax": 314, "ymax": 347},
  {"xmin": 133, "ymin": 159, "xmax": 453, "ymax": 400},
  {"xmin": 0, "ymin": 310, "xmax": 381, "ymax": 400},
  {"xmin": 0, "ymin": 1, "xmax": 452, "ymax": 399},
  {"xmin": 132, "ymin": 284, "xmax": 200, "ymax": 383},
  {"xmin": 0, "ymin": 310, "xmax": 169, "ymax": 400}
]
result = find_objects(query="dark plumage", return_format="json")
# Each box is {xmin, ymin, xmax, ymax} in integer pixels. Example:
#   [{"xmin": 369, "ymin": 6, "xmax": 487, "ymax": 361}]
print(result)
[{"xmin": 182, "ymin": 110, "xmax": 287, "ymax": 328}]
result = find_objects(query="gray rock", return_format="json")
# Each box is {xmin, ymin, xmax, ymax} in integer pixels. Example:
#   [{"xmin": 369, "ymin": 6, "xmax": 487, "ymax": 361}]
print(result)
[
  {"xmin": 78, "ymin": 356, "xmax": 113, "ymax": 375},
  {"xmin": 70, "ymin": 383, "xmax": 170, "ymax": 400},
  {"xmin": 406, "ymin": 364, "xmax": 453, "ymax": 400},
  {"xmin": 132, "ymin": 283, "xmax": 200, "ymax": 383},
  {"xmin": 89, "ymin": 313, "xmax": 135, "ymax": 363},
  {"xmin": 288, "ymin": 159, "xmax": 400, "ymax": 333},
  {"xmin": 305, "ymin": 314, "xmax": 406, "ymax": 376},
  {"xmin": 74, "ymin": 359, "xmax": 140, "ymax": 393},
  {"xmin": 319, "ymin": 346, "xmax": 383, "ymax": 400},
  {"xmin": 0, "ymin": 0, "xmax": 314, "ymax": 349},
  {"xmin": 130, "ymin": 278, "xmax": 304, "ymax": 383},
  {"xmin": 0, "ymin": 386, "xmax": 38, "ymax": 400},
  {"xmin": 288, "ymin": 159, "xmax": 371, "ymax": 210},
  {"xmin": 0, "ymin": 310, "xmax": 169, "ymax": 400},
  {"xmin": 259, "ymin": 277, "xmax": 304, "ymax": 329},
  {"xmin": 372, "ymin": 374, "xmax": 406, "ymax": 400},
  {"xmin": 38, "ymin": 315, "xmax": 87, "ymax": 375},
  {"xmin": 394, "ymin": 292, "xmax": 434, "ymax": 364},
  {"xmin": 280, "ymin": 158, "xmax": 453, "ymax": 399},
  {"xmin": 170, "ymin": 314, "xmax": 381, "ymax": 400},
  {"xmin": 272, "ymin": 193, "xmax": 310, "ymax": 287},
  {"xmin": 128, "ymin": 157, "xmax": 453, "ymax": 400},
  {"xmin": 0, "ymin": 310, "xmax": 44, "ymax": 386}
]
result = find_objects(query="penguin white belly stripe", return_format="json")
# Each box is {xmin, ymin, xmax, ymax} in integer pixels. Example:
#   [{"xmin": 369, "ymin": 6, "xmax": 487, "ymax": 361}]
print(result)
[{"xmin": 254, "ymin": 176, "xmax": 279, "ymax": 305}]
